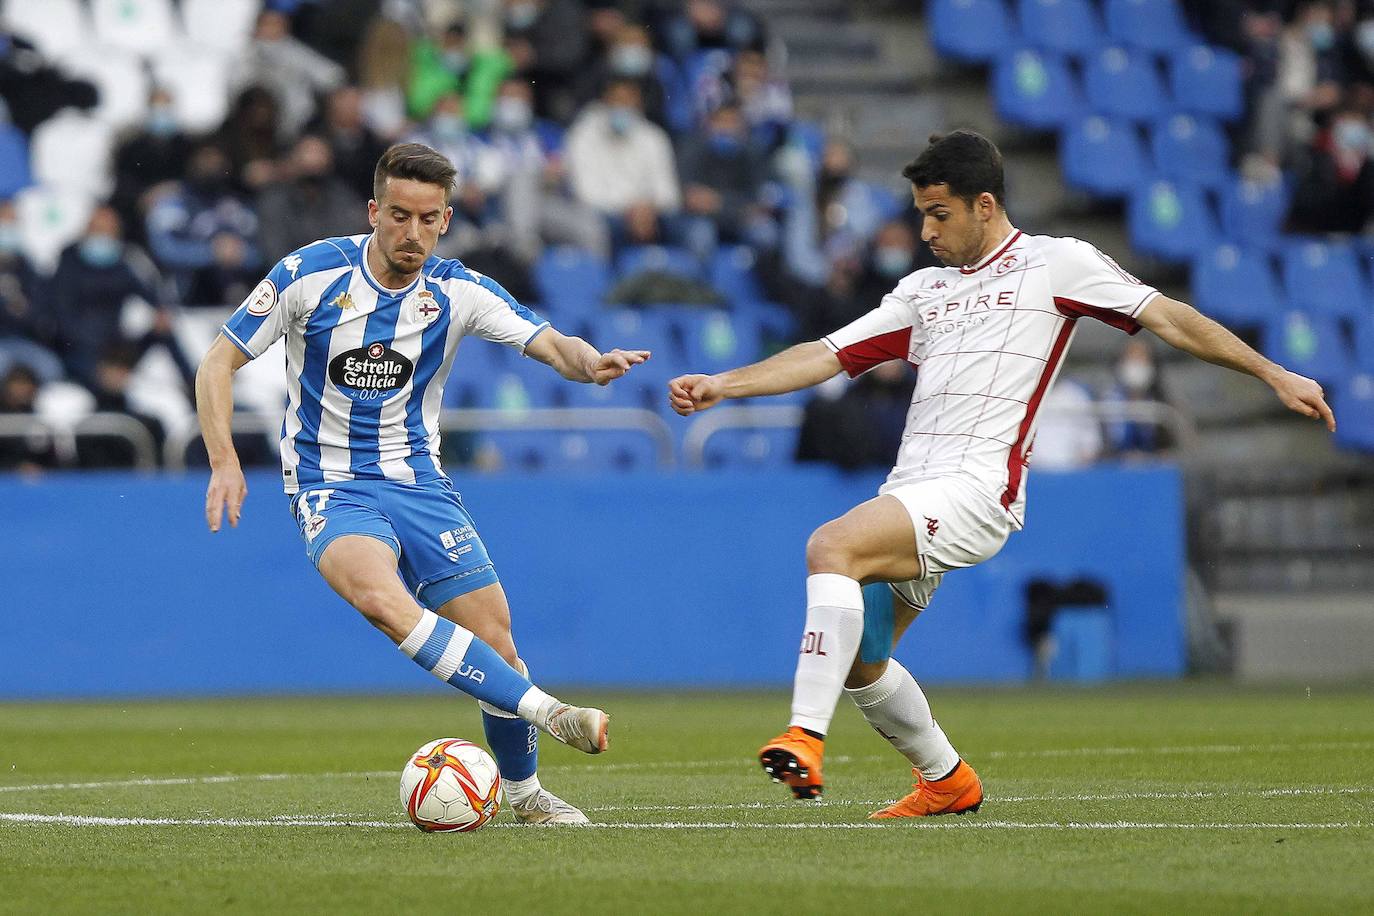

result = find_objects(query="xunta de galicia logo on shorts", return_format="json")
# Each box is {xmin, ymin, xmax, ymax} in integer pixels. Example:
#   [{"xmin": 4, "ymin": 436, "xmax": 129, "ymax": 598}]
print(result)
[{"xmin": 328, "ymin": 341, "xmax": 414, "ymax": 401}]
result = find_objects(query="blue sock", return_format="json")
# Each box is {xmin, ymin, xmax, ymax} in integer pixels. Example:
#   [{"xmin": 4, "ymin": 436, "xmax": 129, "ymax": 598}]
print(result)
[
  {"xmin": 398, "ymin": 610, "xmax": 547, "ymax": 714},
  {"xmin": 481, "ymin": 659, "xmax": 539, "ymax": 782}
]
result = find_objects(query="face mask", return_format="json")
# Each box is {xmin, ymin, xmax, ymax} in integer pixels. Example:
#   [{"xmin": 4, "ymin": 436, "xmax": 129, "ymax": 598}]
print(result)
[
  {"xmin": 147, "ymin": 106, "xmax": 178, "ymax": 138},
  {"xmin": 79, "ymin": 235, "xmax": 122, "ymax": 267},
  {"xmin": 0, "ymin": 224, "xmax": 19, "ymax": 254},
  {"xmin": 1118, "ymin": 359, "xmax": 1154, "ymax": 393},
  {"xmin": 1334, "ymin": 118, "xmax": 1370, "ymax": 155},
  {"xmin": 708, "ymin": 131, "xmax": 742, "ymax": 154},
  {"xmin": 494, "ymin": 97, "xmax": 532, "ymax": 132},
  {"xmin": 507, "ymin": 1, "xmax": 538, "ymax": 29},
  {"xmin": 1308, "ymin": 22, "xmax": 1335, "ymax": 52},
  {"xmin": 874, "ymin": 246, "xmax": 913, "ymax": 278},
  {"xmin": 611, "ymin": 46, "xmax": 653, "ymax": 77},
  {"xmin": 432, "ymin": 113, "xmax": 465, "ymax": 139},
  {"xmin": 607, "ymin": 105, "xmax": 635, "ymax": 135}
]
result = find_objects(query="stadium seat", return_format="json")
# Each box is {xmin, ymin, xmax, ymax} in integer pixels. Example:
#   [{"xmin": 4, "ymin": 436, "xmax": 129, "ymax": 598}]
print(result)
[
  {"xmin": 615, "ymin": 245, "xmax": 702, "ymax": 282},
  {"xmin": 1219, "ymin": 175, "xmax": 1290, "ymax": 252},
  {"xmin": 484, "ymin": 429, "xmax": 660, "ymax": 472},
  {"xmin": 91, "ymin": 0, "xmax": 183, "ymax": 56},
  {"xmin": 1016, "ymin": 0, "xmax": 1102, "ymax": 56},
  {"xmin": 701, "ymin": 426, "xmax": 799, "ymax": 469},
  {"xmin": 533, "ymin": 246, "xmax": 612, "ymax": 314},
  {"xmin": 1126, "ymin": 179, "xmax": 1217, "ymax": 263},
  {"xmin": 181, "ymin": 0, "xmax": 260, "ymax": 55},
  {"xmin": 1168, "ymin": 44, "xmax": 1244, "ymax": 122},
  {"xmin": 56, "ymin": 46, "xmax": 150, "ymax": 130},
  {"xmin": 1060, "ymin": 116, "xmax": 1149, "ymax": 198},
  {"xmin": 1332, "ymin": 373, "xmax": 1374, "ymax": 452},
  {"xmin": 1190, "ymin": 244, "xmax": 1284, "ymax": 328},
  {"xmin": 1261, "ymin": 310, "xmax": 1352, "ymax": 389},
  {"xmin": 708, "ymin": 245, "xmax": 766, "ymax": 305},
  {"xmin": 928, "ymin": 0, "xmax": 1016, "ymax": 64},
  {"xmin": 150, "ymin": 46, "xmax": 233, "ymax": 135},
  {"xmin": 30, "ymin": 111, "xmax": 114, "ymax": 198},
  {"xmin": 1103, "ymin": 0, "xmax": 1195, "ymax": 53},
  {"xmin": 1149, "ymin": 114, "xmax": 1230, "ymax": 189},
  {"xmin": 1083, "ymin": 47, "xmax": 1168, "ymax": 122},
  {"xmin": 992, "ymin": 49, "xmax": 1083, "ymax": 131},
  {"xmin": 1354, "ymin": 320, "xmax": 1374, "ymax": 373},
  {"xmin": 14, "ymin": 185, "xmax": 97, "ymax": 274},
  {"xmin": 2, "ymin": 0, "xmax": 90, "ymax": 57},
  {"xmin": 599, "ymin": 309, "xmax": 682, "ymax": 363},
  {"xmin": 675, "ymin": 309, "xmax": 763, "ymax": 374},
  {"xmin": 1279, "ymin": 241, "xmax": 1371, "ymax": 321},
  {"xmin": 443, "ymin": 341, "xmax": 514, "ymax": 408},
  {"xmin": 0, "ymin": 124, "xmax": 31, "ymax": 200}
]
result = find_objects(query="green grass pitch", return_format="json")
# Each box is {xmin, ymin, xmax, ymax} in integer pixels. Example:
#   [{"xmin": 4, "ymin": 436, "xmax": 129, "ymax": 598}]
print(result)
[{"xmin": 1, "ymin": 684, "xmax": 1371, "ymax": 914}]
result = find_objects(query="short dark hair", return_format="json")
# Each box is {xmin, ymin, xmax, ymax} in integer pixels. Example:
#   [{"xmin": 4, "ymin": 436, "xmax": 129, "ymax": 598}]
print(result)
[
  {"xmin": 901, "ymin": 130, "xmax": 1005, "ymax": 207},
  {"xmin": 373, "ymin": 143, "xmax": 457, "ymax": 202}
]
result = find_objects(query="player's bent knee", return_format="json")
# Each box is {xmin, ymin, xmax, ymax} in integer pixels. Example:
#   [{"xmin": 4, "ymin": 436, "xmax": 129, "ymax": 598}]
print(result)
[
  {"xmin": 805, "ymin": 524, "xmax": 855, "ymax": 575},
  {"xmin": 350, "ymin": 586, "xmax": 412, "ymax": 634}
]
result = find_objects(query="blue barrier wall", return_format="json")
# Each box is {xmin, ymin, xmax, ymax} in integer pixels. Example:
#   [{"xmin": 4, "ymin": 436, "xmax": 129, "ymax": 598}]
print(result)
[{"xmin": 0, "ymin": 465, "xmax": 1183, "ymax": 697}]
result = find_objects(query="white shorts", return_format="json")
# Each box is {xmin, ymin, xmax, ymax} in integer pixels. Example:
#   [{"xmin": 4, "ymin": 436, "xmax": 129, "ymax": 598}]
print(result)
[{"xmin": 880, "ymin": 476, "xmax": 1014, "ymax": 610}]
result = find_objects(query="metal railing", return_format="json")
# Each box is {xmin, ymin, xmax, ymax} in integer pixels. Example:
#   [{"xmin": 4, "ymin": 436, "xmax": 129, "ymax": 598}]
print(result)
[{"xmin": 0, "ymin": 412, "xmax": 160, "ymax": 470}]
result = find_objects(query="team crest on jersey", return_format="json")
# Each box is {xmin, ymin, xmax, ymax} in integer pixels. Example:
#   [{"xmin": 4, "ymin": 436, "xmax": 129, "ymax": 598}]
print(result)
[
  {"xmin": 304, "ymin": 515, "xmax": 327, "ymax": 541},
  {"xmin": 246, "ymin": 279, "xmax": 277, "ymax": 316},
  {"xmin": 329, "ymin": 291, "xmax": 356, "ymax": 310},
  {"xmin": 993, "ymin": 253, "xmax": 1019, "ymax": 276},
  {"xmin": 409, "ymin": 289, "xmax": 443, "ymax": 326}
]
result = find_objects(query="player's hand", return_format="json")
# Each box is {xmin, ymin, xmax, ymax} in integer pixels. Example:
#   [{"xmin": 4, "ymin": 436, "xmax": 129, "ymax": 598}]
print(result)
[
  {"xmin": 668, "ymin": 374, "xmax": 724, "ymax": 416},
  {"xmin": 205, "ymin": 462, "xmax": 248, "ymax": 532},
  {"xmin": 1269, "ymin": 369, "xmax": 1336, "ymax": 432},
  {"xmin": 590, "ymin": 349, "xmax": 650, "ymax": 386}
]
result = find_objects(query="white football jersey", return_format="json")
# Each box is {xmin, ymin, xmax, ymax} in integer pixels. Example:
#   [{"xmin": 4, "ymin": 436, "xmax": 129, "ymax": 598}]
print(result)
[{"xmin": 824, "ymin": 229, "xmax": 1159, "ymax": 527}]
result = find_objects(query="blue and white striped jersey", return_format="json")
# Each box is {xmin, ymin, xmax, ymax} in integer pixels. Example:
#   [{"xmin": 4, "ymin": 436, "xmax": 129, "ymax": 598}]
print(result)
[{"xmin": 221, "ymin": 233, "xmax": 548, "ymax": 494}]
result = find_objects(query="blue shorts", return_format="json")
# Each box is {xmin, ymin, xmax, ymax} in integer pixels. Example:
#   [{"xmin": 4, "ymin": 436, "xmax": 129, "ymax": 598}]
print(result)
[{"xmin": 289, "ymin": 478, "xmax": 500, "ymax": 610}]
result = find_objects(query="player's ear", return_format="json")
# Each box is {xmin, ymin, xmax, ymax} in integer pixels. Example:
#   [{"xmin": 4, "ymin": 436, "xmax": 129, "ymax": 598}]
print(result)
[
  {"xmin": 976, "ymin": 191, "xmax": 996, "ymax": 221},
  {"xmin": 440, "ymin": 205, "xmax": 453, "ymax": 235},
  {"xmin": 367, "ymin": 199, "xmax": 379, "ymax": 229}
]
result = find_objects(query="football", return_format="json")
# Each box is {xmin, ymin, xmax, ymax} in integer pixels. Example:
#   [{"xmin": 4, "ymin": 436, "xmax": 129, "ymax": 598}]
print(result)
[{"xmin": 399, "ymin": 738, "xmax": 503, "ymax": 832}]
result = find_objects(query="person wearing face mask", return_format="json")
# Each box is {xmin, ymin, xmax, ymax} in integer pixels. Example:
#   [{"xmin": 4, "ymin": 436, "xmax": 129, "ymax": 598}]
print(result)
[
  {"xmin": 574, "ymin": 24, "xmax": 671, "ymax": 129},
  {"xmin": 256, "ymin": 135, "xmax": 368, "ymax": 261},
  {"xmin": 406, "ymin": 94, "xmax": 508, "ymax": 256},
  {"xmin": 231, "ymin": 11, "xmax": 347, "ymax": 141},
  {"xmin": 1288, "ymin": 109, "xmax": 1374, "ymax": 232},
  {"xmin": 502, "ymin": 0, "xmax": 590, "ymax": 124},
  {"xmin": 408, "ymin": 19, "xmax": 512, "ymax": 129},
  {"xmin": 1103, "ymin": 339, "xmax": 1172, "ymax": 457},
  {"xmin": 780, "ymin": 139, "xmax": 894, "ymax": 288},
  {"xmin": 676, "ymin": 102, "xmax": 770, "ymax": 258},
  {"xmin": 110, "ymin": 87, "xmax": 195, "ymax": 247},
  {"xmin": 145, "ymin": 144, "xmax": 262, "ymax": 299},
  {"xmin": 0, "ymin": 200, "xmax": 63, "ymax": 383},
  {"xmin": 566, "ymin": 78, "xmax": 681, "ymax": 248}
]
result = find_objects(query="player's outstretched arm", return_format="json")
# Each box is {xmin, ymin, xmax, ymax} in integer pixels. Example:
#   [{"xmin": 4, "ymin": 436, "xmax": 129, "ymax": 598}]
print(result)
[
  {"xmin": 1137, "ymin": 294, "xmax": 1336, "ymax": 432},
  {"xmin": 196, "ymin": 336, "xmax": 252, "ymax": 532},
  {"xmin": 525, "ymin": 328, "xmax": 650, "ymax": 386},
  {"xmin": 669, "ymin": 340, "xmax": 843, "ymax": 416}
]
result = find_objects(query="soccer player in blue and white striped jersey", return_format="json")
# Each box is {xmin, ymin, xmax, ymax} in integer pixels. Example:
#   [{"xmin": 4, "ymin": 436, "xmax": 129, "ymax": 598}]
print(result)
[{"xmin": 197, "ymin": 144, "xmax": 650, "ymax": 825}]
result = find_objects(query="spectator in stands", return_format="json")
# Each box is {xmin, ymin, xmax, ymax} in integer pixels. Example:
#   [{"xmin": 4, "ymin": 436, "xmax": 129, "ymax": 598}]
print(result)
[
  {"xmin": 256, "ymin": 135, "xmax": 367, "ymax": 260},
  {"xmin": 676, "ymin": 101, "xmax": 770, "ymax": 258},
  {"xmin": 356, "ymin": 17, "xmax": 413, "ymax": 139},
  {"xmin": 0, "ymin": 364, "xmax": 57, "ymax": 474},
  {"xmin": 81, "ymin": 342, "xmax": 165, "ymax": 468},
  {"xmin": 854, "ymin": 219, "xmax": 931, "ymax": 309},
  {"xmin": 316, "ymin": 86, "xmax": 391, "ymax": 201},
  {"xmin": 145, "ymin": 144, "xmax": 261, "ymax": 298},
  {"xmin": 233, "ymin": 10, "xmax": 347, "ymax": 141},
  {"xmin": 731, "ymin": 49, "xmax": 793, "ymax": 152},
  {"xmin": 1250, "ymin": 2, "xmax": 1348, "ymax": 162},
  {"xmin": 110, "ymin": 87, "xmax": 195, "ymax": 247},
  {"xmin": 1033, "ymin": 378, "xmax": 1105, "ymax": 470},
  {"xmin": 779, "ymin": 138, "xmax": 893, "ymax": 286},
  {"xmin": 408, "ymin": 19, "xmax": 511, "ymax": 127},
  {"xmin": 575, "ymin": 23, "xmax": 671, "ymax": 129},
  {"xmin": 51, "ymin": 207, "xmax": 191, "ymax": 391},
  {"xmin": 796, "ymin": 360, "xmax": 914, "ymax": 470},
  {"xmin": 1287, "ymin": 108, "xmax": 1374, "ymax": 232},
  {"xmin": 503, "ymin": 0, "xmax": 592, "ymax": 123},
  {"xmin": 407, "ymin": 94, "xmax": 506, "ymax": 255},
  {"xmin": 566, "ymin": 78, "xmax": 681, "ymax": 247},
  {"xmin": 183, "ymin": 232, "xmax": 262, "ymax": 309},
  {"xmin": 1104, "ymin": 339, "xmax": 1172, "ymax": 458},
  {"xmin": 218, "ymin": 87, "xmax": 287, "ymax": 193},
  {"xmin": 484, "ymin": 78, "xmax": 610, "ymax": 260},
  {"xmin": 663, "ymin": 0, "xmax": 767, "ymax": 62},
  {"xmin": 0, "ymin": 201, "xmax": 61, "ymax": 381}
]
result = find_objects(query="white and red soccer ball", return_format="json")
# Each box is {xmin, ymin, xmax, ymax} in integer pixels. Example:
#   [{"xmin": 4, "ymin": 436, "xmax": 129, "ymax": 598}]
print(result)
[{"xmin": 399, "ymin": 738, "xmax": 502, "ymax": 832}]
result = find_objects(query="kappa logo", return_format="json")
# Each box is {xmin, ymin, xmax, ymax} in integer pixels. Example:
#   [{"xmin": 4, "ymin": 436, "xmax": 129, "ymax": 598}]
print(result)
[
  {"xmin": 282, "ymin": 255, "xmax": 302, "ymax": 278},
  {"xmin": 930, "ymin": 279, "xmax": 949, "ymax": 290},
  {"xmin": 924, "ymin": 516, "xmax": 940, "ymax": 538},
  {"xmin": 329, "ymin": 290, "xmax": 355, "ymax": 309}
]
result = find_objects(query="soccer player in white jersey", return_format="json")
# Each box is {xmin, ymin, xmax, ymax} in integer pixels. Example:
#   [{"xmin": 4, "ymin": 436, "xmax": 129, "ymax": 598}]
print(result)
[
  {"xmin": 198, "ymin": 144, "xmax": 651, "ymax": 825},
  {"xmin": 669, "ymin": 130, "xmax": 1335, "ymax": 817}
]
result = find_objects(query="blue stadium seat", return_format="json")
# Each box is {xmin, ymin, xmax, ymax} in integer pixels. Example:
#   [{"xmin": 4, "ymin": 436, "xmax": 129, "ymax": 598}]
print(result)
[
  {"xmin": 561, "ymin": 371, "xmax": 656, "ymax": 410},
  {"xmin": 465, "ymin": 366, "xmax": 564, "ymax": 411},
  {"xmin": 701, "ymin": 426, "xmax": 799, "ymax": 469},
  {"xmin": 993, "ymin": 49, "xmax": 1084, "ymax": 130},
  {"xmin": 929, "ymin": 0, "xmax": 1016, "ymax": 64},
  {"xmin": 1190, "ymin": 244, "xmax": 1284, "ymax": 328},
  {"xmin": 673, "ymin": 309, "xmax": 764, "ymax": 374},
  {"xmin": 443, "ymin": 340, "xmax": 514, "ymax": 407},
  {"xmin": 598, "ymin": 308, "xmax": 683, "ymax": 363},
  {"xmin": 1083, "ymin": 46, "xmax": 1168, "ymax": 122},
  {"xmin": 1261, "ymin": 310, "xmax": 1352, "ymax": 389},
  {"xmin": 1219, "ymin": 175, "xmax": 1290, "ymax": 252},
  {"xmin": 1333, "ymin": 373, "xmax": 1374, "ymax": 452},
  {"xmin": 1168, "ymin": 44, "xmax": 1244, "ymax": 122},
  {"xmin": 486, "ymin": 429, "xmax": 661, "ymax": 472},
  {"xmin": 708, "ymin": 245, "xmax": 766, "ymax": 305},
  {"xmin": 533, "ymin": 246, "xmax": 611, "ymax": 314},
  {"xmin": 1279, "ymin": 241, "xmax": 1371, "ymax": 321},
  {"xmin": 1061, "ymin": 116, "xmax": 1149, "ymax": 198},
  {"xmin": 1354, "ymin": 319, "xmax": 1374, "ymax": 373},
  {"xmin": 0, "ymin": 125, "xmax": 31, "ymax": 199},
  {"xmin": 1017, "ymin": 0, "xmax": 1102, "ymax": 56},
  {"xmin": 1104, "ymin": 0, "xmax": 1194, "ymax": 53},
  {"xmin": 1127, "ymin": 179, "xmax": 1217, "ymax": 262},
  {"xmin": 1149, "ymin": 114, "xmax": 1230, "ymax": 189},
  {"xmin": 615, "ymin": 245, "xmax": 703, "ymax": 282}
]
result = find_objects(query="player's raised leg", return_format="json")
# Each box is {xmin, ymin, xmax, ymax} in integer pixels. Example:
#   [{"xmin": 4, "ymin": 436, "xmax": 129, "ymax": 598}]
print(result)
[
  {"xmin": 844, "ymin": 585, "xmax": 981, "ymax": 818},
  {"xmin": 432, "ymin": 583, "xmax": 595, "ymax": 825},
  {"xmin": 759, "ymin": 494, "xmax": 922, "ymax": 799},
  {"xmin": 315, "ymin": 535, "xmax": 608, "ymax": 755}
]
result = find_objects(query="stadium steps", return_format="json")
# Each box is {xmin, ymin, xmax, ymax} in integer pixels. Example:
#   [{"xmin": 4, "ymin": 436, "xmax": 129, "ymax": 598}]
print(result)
[{"xmin": 1216, "ymin": 593, "xmax": 1374, "ymax": 681}]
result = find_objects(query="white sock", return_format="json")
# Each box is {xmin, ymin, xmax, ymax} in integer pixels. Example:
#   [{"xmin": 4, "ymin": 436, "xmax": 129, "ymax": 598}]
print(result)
[
  {"xmin": 845, "ymin": 658, "xmax": 959, "ymax": 780},
  {"xmin": 788, "ymin": 573, "xmax": 865, "ymax": 735}
]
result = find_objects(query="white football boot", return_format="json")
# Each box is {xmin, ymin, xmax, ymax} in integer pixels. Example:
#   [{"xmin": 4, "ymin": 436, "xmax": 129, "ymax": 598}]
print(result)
[
  {"xmin": 540, "ymin": 704, "xmax": 609, "ymax": 754},
  {"xmin": 509, "ymin": 788, "xmax": 591, "ymax": 826}
]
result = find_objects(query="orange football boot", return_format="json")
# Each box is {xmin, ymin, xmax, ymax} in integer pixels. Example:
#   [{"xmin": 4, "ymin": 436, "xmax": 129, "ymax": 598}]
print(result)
[
  {"xmin": 869, "ymin": 760, "xmax": 983, "ymax": 819},
  {"xmin": 758, "ymin": 726, "xmax": 825, "ymax": 799}
]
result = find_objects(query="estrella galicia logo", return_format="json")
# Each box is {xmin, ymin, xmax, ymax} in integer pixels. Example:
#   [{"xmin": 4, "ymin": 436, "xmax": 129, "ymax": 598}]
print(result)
[{"xmin": 328, "ymin": 342, "xmax": 414, "ymax": 400}]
